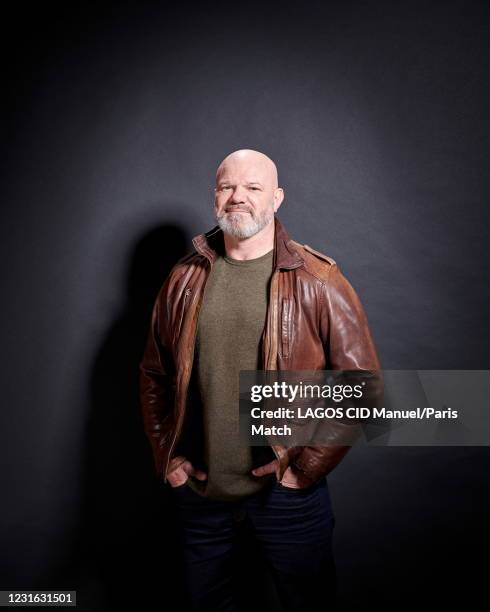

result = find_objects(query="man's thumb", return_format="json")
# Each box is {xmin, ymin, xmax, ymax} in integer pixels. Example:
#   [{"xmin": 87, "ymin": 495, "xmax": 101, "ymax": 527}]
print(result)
[
  {"xmin": 252, "ymin": 460, "xmax": 278, "ymax": 477},
  {"xmin": 193, "ymin": 469, "xmax": 208, "ymax": 481}
]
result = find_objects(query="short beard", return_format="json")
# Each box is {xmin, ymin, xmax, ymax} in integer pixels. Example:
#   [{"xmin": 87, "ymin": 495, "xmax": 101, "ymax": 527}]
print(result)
[{"xmin": 215, "ymin": 206, "xmax": 274, "ymax": 239}]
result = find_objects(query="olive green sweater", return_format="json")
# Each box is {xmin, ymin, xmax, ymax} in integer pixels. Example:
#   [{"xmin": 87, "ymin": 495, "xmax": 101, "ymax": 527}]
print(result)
[{"xmin": 186, "ymin": 248, "xmax": 276, "ymax": 500}]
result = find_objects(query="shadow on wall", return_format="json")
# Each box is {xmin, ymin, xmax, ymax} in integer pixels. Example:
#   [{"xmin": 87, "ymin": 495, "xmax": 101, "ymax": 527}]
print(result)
[
  {"xmin": 75, "ymin": 222, "xmax": 189, "ymax": 611},
  {"xmin": 59, "ymin": 221, "xmax": 282, "ymax": 611}
]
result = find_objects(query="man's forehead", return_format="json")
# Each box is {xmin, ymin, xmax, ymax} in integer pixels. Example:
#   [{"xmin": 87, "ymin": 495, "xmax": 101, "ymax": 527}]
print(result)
[
  {"xmin": 216, "ymin": 167, "xmax": 266, "ymax": 183},
  {"xmin": 216, "ymin": 158, "xmax": 275, "ymax": 183}
]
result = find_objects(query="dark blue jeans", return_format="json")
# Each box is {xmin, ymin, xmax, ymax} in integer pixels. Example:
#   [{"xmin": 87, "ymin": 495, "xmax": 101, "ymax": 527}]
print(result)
[{"xmin": 170, "ymin": 477, "xmax": 336, "ymax": 612}]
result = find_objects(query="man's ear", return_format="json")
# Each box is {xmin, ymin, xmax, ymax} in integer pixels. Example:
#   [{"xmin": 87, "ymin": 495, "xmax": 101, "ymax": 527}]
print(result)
[{"xmin": 274, "ymin": 187, "xmax": 285, "ymax": 212}]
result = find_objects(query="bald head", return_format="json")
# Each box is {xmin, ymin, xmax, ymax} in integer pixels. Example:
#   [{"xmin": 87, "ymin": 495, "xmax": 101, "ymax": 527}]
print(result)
[{"xmin": 216, "ymin": 149, "xmax": 279, "ymax": 190}]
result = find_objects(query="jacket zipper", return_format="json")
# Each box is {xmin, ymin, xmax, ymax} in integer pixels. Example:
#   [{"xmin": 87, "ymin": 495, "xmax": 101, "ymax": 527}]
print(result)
[
  {"xmin": 174, "ymin": 287, "xmax": 191, "ymax": 344},
  {"xmin": 266, "ymin": 270, "xmax": 281, "ymax": 467},
  {"xmin": 269, "ymin": 271, "xmax": 279, "ymax": 370},
  {"xmin": 281, "ymin": 298, "xmax": 290, "ymax": 359},
  {"xmin": 164, "ymin": 286, "xmax": 193, "ymax": 479},
  {"xmin": 163, "ymin": 265, "xmax": 211, "ymax": 483}
]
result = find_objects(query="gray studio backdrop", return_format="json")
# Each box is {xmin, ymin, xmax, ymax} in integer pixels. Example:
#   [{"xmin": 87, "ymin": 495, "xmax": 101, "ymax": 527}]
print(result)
[{"xmin": 1, "ymin": 1, "xmax": 489, "ymax": 610}]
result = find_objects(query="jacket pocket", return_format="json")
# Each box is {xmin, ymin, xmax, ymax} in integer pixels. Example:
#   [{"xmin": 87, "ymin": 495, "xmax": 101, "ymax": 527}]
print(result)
[{"xmin": 280, "ymin": 298, "xmax": 294, "ymax": 359}]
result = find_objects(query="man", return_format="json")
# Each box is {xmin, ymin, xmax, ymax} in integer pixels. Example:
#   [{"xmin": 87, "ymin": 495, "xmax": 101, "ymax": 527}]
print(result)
[{"xmin": 139, "ymin": 149, "xmax": 380, "ymax": 611}]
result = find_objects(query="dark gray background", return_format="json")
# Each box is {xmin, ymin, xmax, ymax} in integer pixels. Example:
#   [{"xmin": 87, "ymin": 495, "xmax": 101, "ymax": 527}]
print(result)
[{"xmin": 1, "ymin": 0, "xmax": 489, "ymax": 610}]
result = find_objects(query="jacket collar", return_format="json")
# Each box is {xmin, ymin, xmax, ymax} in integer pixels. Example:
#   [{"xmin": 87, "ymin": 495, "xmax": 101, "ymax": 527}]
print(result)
[{"xmin": 192, "ymin": 216, "xmax": 304, "ymax": 270}]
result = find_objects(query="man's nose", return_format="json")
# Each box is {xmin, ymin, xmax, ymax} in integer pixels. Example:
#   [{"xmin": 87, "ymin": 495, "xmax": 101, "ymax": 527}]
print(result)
[{"xmin": 231, "ymin": 185, "xmax": 247, "ymax": 203}]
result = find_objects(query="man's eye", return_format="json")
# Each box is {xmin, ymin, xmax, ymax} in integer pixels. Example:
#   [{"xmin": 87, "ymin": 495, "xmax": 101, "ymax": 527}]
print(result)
[{"xmin": 250, "ymin": 187, "xmax": 260, "ymax": 191}]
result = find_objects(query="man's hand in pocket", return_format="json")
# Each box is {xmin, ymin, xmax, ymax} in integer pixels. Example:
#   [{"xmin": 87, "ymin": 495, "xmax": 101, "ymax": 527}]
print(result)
[{"xmin": 167, "ymin": 455, "xmax": 208, "ymax": 487}]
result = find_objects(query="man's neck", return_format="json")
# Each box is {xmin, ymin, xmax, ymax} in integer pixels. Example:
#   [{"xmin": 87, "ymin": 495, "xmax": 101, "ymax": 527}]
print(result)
[{"xmin": 223, "ymin": 220, "xmax": 275, "ymax": 261}]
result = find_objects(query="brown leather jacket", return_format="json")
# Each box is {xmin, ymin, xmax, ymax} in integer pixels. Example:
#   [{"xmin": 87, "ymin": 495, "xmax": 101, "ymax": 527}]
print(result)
[{"xmin": 139, "ymin": 217, "xmax": 381, "ymax": 485}]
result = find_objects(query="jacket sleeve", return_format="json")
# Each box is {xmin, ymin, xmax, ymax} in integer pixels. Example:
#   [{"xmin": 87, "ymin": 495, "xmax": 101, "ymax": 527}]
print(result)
[
  {"xmin": 292, "ymin": 263, "xmax": 381, "ymax": 482},
  {"xmin": 139, "ymin": 280, "xmax": 176, "ymax": 480}
]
